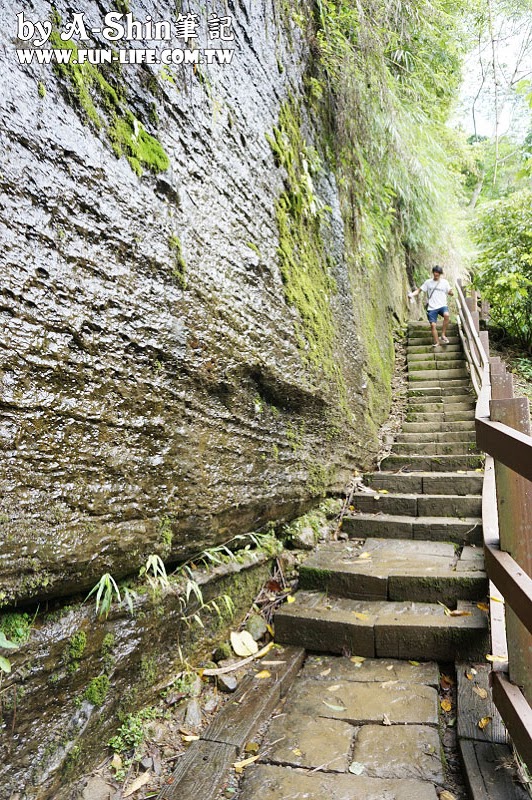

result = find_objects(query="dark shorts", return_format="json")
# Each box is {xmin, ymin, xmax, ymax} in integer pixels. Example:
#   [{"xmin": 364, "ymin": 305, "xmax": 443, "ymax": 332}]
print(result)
[{"xmin": 427, "ymin": 306, "xmax": 449, "ymax": 323}]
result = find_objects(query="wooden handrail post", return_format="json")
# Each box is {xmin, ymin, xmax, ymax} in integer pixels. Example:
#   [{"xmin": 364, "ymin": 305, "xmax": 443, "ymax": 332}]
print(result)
[
  {"xmin": 490, "ymin": 357, "xmax": 505, "ymax": 376},
  {"xmin": 490, "ymin": 396, "xmax": 532, "ymax": 706},
  {"xmin": 491, "ymin": 373, "xmax": 514, "ymax": 401},
  {"xmin": 479, "ymin": 331, "xmax": 489, "ymax": 359}
]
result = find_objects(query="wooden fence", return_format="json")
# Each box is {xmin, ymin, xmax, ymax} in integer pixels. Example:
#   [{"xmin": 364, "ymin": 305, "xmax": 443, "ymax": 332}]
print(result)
[{"xmin": 456, "ymin": 280, "xmax": 532, "ymax": 769}]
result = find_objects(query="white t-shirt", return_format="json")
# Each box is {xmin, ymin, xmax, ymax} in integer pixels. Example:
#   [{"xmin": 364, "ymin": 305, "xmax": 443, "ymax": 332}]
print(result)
[{"xmin": 421, "ymin": 278, "xmax": 451, "ymax": 310}]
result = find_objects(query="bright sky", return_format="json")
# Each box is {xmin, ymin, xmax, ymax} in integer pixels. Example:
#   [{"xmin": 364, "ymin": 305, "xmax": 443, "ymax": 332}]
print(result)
[{"xmin": 453, "ymin": 14, "xmax": 532, "ymax": 139}]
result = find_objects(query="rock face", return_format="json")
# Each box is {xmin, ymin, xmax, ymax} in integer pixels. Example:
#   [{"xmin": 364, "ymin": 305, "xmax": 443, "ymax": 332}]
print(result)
[{"xmin": 0, "ymin": 0, "xmax": 407, "ymax": 605}]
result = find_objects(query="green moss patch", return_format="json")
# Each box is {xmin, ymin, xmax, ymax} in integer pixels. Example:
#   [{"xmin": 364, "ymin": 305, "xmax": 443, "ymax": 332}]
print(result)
[
  {"xmin": 50, "ymin": 27, "xmax": 168, "ymax": 176},
  {"xmin": 84, "ymin": 675, "xmax": 110, "ymax": 706}
]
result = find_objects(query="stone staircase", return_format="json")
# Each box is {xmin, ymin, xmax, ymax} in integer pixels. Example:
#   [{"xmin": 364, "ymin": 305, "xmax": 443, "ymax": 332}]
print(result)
[{"xmin": 276, "ymin": 322, "xmax": 489, "ymax": 661}]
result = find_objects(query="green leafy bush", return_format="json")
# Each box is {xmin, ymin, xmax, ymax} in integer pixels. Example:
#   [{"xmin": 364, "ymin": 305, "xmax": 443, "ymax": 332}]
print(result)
[{"xmin": 472, "ymin": 189, "xmax": 532, "ymax": 351}]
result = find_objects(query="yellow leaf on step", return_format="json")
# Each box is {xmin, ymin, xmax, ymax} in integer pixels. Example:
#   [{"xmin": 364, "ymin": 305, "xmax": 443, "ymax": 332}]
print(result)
[
  {"xmin": 181, "ymin": 734, "xmax": 200, "ymax": 743},
  {"xmin": 486, "ymin": 654, "xmax": 507, "ymax": 663},
  {"xmin": 350, "ymin": 656, "xmax": 366, "ymax": 664},
  {"xmin": 473, "ymin": 686, "xmax": 488, "ymax": 699},
  {"xmin": 478, "ymin": 716, "xmax": 492, "ymax": 730},
  {"xmin": 409, "ymin": 660, "xmax": 420, "ymax": 666},
  {"xmin": 234, "ymin": 755, "xmax": 260, "ymax": 773},
  {"xmin": 320, "ymin": 668, "xmax": 332, "ymax": 676},
  {"xmin": 477, "ymin": 603, "xmax": 489, "ymax": 612},
  {"xmin": 440, "ymin": 792, "xmax": 457, "ymax": 800},
  {"xmin": 441, "ymin": 699, "xmax": 452, "ymax": 712},
  {"xmin": 352, "ymin": 612, "xmax": 369, "ymax": 621},
  {"xmin": 255, "ymin": 670, "xmax": 271, "ymax": 679},
  {"xmin": 292, "ymin": 748, "xmax": 303, "ymax": 757},
  {"xmin": 358, "ymin": 552, "xmax": 371, "ymax": 560},
  {"xmin": 286, "ymin": 595, "xmax": 296, "ymax": 604},
  {"xmin": 465, "ymin": 672, "xmax": 474, "ymax": 681},
  {"xmin": 378, "ymin": 489, "xmax": 389, "ymax": 494}
]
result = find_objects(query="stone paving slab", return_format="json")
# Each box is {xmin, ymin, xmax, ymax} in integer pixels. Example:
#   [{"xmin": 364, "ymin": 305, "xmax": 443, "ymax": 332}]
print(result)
[
  {"xmin": 302, "ymin": 655, "xmax": 439, "ymax": 685},
  {"xmin": 299, "ymin": 538, "xmax": 483, "ymax": 604},
  {"xmin": 260, "ymin": 711, "xmax": 354, "ymax": 771},
  {"xmin": 380, "ymin": 454, "xmax": 484, "ymax": 471},
  {"xmin": 401, "ymin": 421, "xmax": 476, "ymax": 433},
  {"xmin": 352, "ymin": 724, "xmax": 444, "ymax": 782},
  {"xmin": 283, "ymin": 678, "xmax": 438, "ymax": 725},
  {"xmin": 241, "ymin": 764, "xmax": 439, "ymax": 800},
  {"xmin": 363, "ymin": 471, "xmax": 482, "ymax": 495}
]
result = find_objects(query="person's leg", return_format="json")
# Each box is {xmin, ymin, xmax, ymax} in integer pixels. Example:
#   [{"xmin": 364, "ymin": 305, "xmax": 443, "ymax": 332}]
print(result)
[
  {"xmin": 441, "ymin": 309, "xmax": 450, "ymax": 342},
  {"xmin": 427, "ymin": 309, "xmax": 439, "ymax": 345}
]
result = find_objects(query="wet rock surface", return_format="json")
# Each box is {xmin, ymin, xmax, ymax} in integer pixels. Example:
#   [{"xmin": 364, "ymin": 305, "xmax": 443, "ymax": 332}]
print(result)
[{"xmin": 0, "ymin": 0, "xmax": 406, "ymax": 606}]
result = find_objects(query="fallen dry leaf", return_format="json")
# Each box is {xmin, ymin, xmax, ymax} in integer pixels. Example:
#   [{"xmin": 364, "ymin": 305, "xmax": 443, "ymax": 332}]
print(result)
[
  {"xmin": 352, "ymin": 612, "xmax": 369, "ymax": 621},
  {"xmin": 123, "ymin": 771, "xmax": 151, "ymax": 798},
  {"xmin": 181, "ymin": 734, "xmax": 200, "ymax": 743},
  {"xmin": 486, "ymin": 654, "xmax": 507, "ymax": 663},
  {"xmin": 358, "ymin": 552, "xmax": 371, "ymax": 560},
  {"xmin": 477, "ymin": 602, "xmax": 489, "ymax": 612},
  {"xmin": 230, "ymin": 630, "xmax": 259, "ymax": 658},
  {"xmin": 286, "ymin": 595, "xmax": 296, "ymax": 604},
  {"xmin": 244, "ymin": 742, "xmax": 260, "ymax": 754},
  {"xmin": 110, "ymin": 753, "xmax": 122, "ymax": 772},
  {"xmin": 440, "ymin": 791, "xmax": 457, "ymax": 800},
  {"xmin": 473, "ymin": 686, "xmax": 488, "ymax": 699},
  {"xmin": 267, "ymin": 579, "xmax": 282, "ymax": 592},
  {"xmin": 440, "ymin": 674, "xmax": 455, "ymax": 689},
  {"xmin": 489, "ymin": 596, "xmax": 504, "ymax": 604},
  {"xmin": 382, "ymin": 713, "xmax": 392, "ymax": 726},
  {"xmin": 327, "ymin": 684, "xmax": 341, "ymax": 692},
  {"xmin": 320, "ymin": 668, "xmax": 332, "ymax": 677},
  {"xmin": 478, "ymin": 716, "xmax": 492, "ymax": 730},
  {"xmin": 292, "ymin": 747, "xmax": 303, "ymax": 757},
  {"xmin": 322, "ymin": 700, "xmax": 347, "ymax": 712},
  {"xmin": 441, "ymin": 699, "xmax": 452, "ymax": 712},
  {"xmin": 350, "ymin": 656, "xmax": 366, "ymax": 664},
  {"xmin": 378, "ymin": 489, "xmax": 389, "ymax": 494},
  {"xmin": 465, "ymin": 672, "xmax": 474, "ymax": 681},
  {"xmin": 409, "ymin": 660, "xmax": 420, "ymax": 666},
  {"xmin": 255, "ymin": 670, "xmax": 271, "ymax": 679},
  {"xmin": 234, "ymin": 754, "xmax": 260, "ymax": 773}
]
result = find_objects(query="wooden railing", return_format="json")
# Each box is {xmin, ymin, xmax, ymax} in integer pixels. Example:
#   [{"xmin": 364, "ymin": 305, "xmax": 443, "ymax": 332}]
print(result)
[{"xmin": 456, "ymin": 280, "xmax": 532, "ymax": 769}]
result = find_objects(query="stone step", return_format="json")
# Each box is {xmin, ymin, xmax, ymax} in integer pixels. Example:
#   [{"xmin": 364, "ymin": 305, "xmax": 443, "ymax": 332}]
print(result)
[
  {"xmin": 243, "ymin": 759, "xmax": 440, "ymax": 799},
  {"xmin": 408, "ymin": 335, "xmax": 460, "ymax": 345},
  {"xmin": 407, "ymin": 352, "xmax": 465, "ymax": 362},
  {"xmin": 408, "ymin": 344, "xmax": 462, "ymax": 354},
  {"xmin": 392, "ymin": 442, "xmax": 479, "ymax": 456},
  {"xmin": 408, "ymin": 386, "xmax": 473, "ymax": 398},
  {"xmin": 342, "ymin": 513, "xmax": 482, "ymax": 545},
  {"xmin": 409, "ymin": 368, "xmax": 469, "ymax": 381},
  {"xmin": 405, "ymin": 411, "xmax": 475, "ymax": 423},
  {"xmin": 402, "ymin": 420, "xmax": 476, "ymax": 433},
  {"xmin": 354, "ymin": 493, "xmax": 482, "ymax": 517},
  {"xmin": 396, "ymin": 431, "xmax": 476, "ymax": 443},
  {"xmin": 380, "ymin": 454, "xmax": 484, "ymax": 471},
  {"xmin": 299, "ymin": 540, "xmax": 486, "ymax": 605},
  {"xmin": 405, "ymin": 401, "xmax": 475, "ymax": 413},
  {"xmin": 274, "ymin": 592, "xmax": 489, "ymax": 661},
  {"xmin": 363, "ymin": 471, "xmax": 483, "ymax": 496},
  {"xmin": 409, "ymin": 321, "xmax": 459, "ymax": 329},
  {"xmin": 408, "ymin": 360, "xmax": 466, "ymax": 371},
  {"xmin": 408, "ymin": 382, "xmax": 471, "ymax": 394},
  {"xmin": 408, "ymin": 394, "xmax": 473, "ymax": 405}
]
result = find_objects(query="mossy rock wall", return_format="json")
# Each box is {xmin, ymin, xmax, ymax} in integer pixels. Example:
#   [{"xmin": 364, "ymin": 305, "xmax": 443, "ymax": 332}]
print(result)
[
  {"xmin": 0, "ymin": 0, "xmax": 407, "ymax": 607},
  {"xmin": 0, "ymin": 554, "xmax": 271, "ymax": 798}
]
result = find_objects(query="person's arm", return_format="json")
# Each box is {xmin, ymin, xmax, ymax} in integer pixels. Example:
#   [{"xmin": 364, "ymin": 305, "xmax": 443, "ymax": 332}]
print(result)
[{"xmin": 409, "ymin": 287, "xmax": 421, "ymax": 298}]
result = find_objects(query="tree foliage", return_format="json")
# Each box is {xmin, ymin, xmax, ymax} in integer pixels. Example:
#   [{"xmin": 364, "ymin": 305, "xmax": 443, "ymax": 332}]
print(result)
[
  {"xmin": 312, "ymin": 0, "xmax": 470, "ymax": 264},
  {"xmin": 472, "ymin": 189, "xmax": 532, "ymax": 351}
]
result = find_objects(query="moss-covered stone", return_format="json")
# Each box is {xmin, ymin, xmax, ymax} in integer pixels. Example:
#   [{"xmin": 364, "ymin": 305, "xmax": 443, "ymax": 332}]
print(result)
[{"xmin": 84, "ymin": 675, "xmax": 110, "ymax": 706}]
